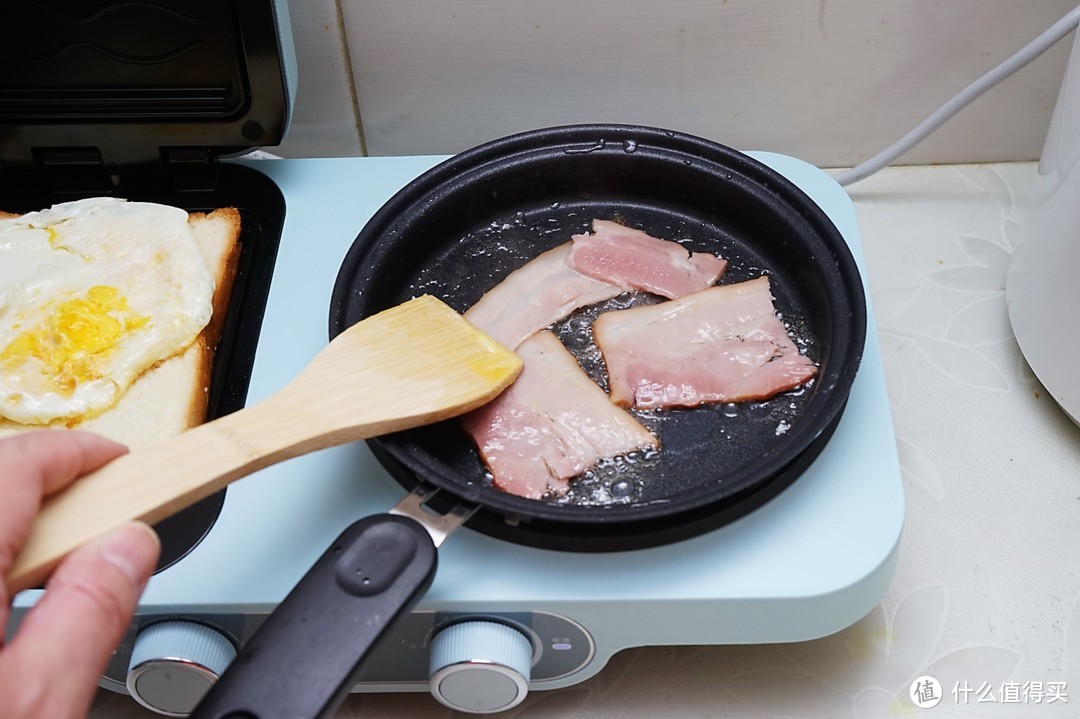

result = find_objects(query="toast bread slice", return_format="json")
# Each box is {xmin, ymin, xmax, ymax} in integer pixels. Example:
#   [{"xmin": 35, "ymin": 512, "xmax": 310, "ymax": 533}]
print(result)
[{"xmin": 0, "ymin": 206, "xmax": 242, "ymax": 449}]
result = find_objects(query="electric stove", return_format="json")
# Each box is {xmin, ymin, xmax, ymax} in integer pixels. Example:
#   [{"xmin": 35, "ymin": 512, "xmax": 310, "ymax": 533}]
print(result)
[{"xmin": 11, "ymin": 151, "xmax": 903, "ymax": 716}]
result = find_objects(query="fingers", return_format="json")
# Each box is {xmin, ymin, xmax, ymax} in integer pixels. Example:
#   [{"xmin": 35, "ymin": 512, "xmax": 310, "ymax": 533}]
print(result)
[
  {"xmin": 0, "ymin": 521, "xmax": 160, "ymax": 719},
  {"xmin": 0, "ymin": 432, "xmax": 144, "ymax": 718},
  {"xmin": 0, "ymin": 430, "xmax": 128, "ymax": 495},
  {"xmin": 0, "ymin": 431, "xmax": 128, "ymax": 589}
]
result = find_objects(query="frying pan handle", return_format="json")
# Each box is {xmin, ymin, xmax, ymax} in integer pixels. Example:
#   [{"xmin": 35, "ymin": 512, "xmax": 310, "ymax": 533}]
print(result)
[{"xmin": 190, "ymin": 513, "xmax": 437, "ymax": 719}]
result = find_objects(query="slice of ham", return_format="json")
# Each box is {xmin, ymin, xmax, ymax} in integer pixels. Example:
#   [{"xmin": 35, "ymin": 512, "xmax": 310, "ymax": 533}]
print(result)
[
  {"xmin": 461, "ymin": 330, "xmax": 659, "ymax": 500},
  {"xmin": 463, "ymin": 243, "xmax": 622, "ymax": 350},
  {"xmin": 464, "ymin": 221, "xmax": 728, "ymax": 351},
  {"xmin": 568, "ymin": 219, "xmax": 727, "ymax": 299},
  {"xmin": 593, "ymin": 276, "xmax": 817, "ymax": 410}
]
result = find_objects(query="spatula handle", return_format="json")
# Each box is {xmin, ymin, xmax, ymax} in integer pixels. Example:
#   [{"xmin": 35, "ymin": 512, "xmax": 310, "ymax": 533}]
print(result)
[
  {"xmin": 189, "ymin": 513, "xmax": 438, "ymax": 719},
  {"xmin": 5, "ymin": 396, "xmax": 329, "ymax": 593}
]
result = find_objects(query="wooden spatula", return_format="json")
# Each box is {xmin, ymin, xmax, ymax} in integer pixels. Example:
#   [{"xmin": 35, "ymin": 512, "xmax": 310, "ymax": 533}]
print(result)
[{"xmin": 6, "ymin": 295, "xmax": 522, "ymax": 594}]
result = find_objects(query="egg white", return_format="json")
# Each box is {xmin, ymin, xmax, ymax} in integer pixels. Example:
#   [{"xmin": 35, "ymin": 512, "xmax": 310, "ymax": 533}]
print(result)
[{"xmin": 0, "ymin": 197, "xmax": 215, "ymax": 424}]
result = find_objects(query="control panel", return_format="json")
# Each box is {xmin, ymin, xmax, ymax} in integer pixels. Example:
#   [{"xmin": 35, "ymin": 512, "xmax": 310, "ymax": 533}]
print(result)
[{"xmin": 98, "ymin": 609, "xmax": 595, "ymax": 716}]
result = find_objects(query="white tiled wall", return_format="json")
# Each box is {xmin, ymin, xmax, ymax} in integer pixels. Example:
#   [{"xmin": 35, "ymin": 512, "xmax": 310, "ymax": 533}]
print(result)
[
  {"xmin": 275, "ymin": 0, "xmax": 1078, "ymax": 169},
  {"xmin": 273, "ymin": 0, "xmax": 363, "ymax": 158}
]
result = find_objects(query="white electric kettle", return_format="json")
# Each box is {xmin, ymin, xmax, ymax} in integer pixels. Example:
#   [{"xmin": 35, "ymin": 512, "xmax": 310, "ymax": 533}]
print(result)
[{"xmin": 1007, "ymin": 28, "xmax": 1080, "ymax": 424}]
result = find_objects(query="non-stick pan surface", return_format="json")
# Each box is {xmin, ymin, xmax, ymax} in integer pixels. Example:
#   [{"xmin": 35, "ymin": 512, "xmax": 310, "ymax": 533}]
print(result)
[{"xmin": 330, "ymin": 124, "xmax": 866, "ymax": 551}]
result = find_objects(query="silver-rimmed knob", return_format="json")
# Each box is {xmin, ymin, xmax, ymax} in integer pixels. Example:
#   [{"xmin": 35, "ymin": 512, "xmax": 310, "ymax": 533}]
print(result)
[
  {"xmin": 125, "ymin": 620, "xmax": 236, "ymax": 717},
  {"xmin": 428, "ymin": 620, "xmax": 533, "ymax": 714}
]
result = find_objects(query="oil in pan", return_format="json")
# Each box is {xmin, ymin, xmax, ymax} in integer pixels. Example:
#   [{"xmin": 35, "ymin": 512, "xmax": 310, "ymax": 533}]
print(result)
[{"xmin": 405, "ymin": 205, "xmax": 821, "ymax": 509}]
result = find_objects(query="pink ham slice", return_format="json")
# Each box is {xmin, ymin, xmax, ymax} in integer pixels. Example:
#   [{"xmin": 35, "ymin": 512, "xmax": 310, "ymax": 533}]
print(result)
[
  {"xmin": 461, "ymin": 330, "xmax": 658, "ymax": 499},
  {"xmin": 593, "ymin": 276, "xmax": 817, "ymax": 410},
  {"xmin": 463, "ymin": 243, "xmax": 622, "ymax": 350},
  {"xmin": 568, "ymin": 219, "xmax": 727, "ymax": 299},
  {"xmin": 464, "ymin": 222, "xmax": 727, "ymax": 352}
]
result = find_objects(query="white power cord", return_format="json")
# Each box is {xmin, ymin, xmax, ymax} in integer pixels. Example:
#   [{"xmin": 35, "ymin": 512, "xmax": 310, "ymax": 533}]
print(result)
[{"xmin": 833, "ymin": 3, "xmax": 1080, "ymax": 187}]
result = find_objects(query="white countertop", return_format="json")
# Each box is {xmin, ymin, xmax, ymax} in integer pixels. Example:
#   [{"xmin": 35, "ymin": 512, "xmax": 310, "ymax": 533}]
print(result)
[{"xmin": 89, "ymin": 160, "xmax": 1080, "ymax": 718}]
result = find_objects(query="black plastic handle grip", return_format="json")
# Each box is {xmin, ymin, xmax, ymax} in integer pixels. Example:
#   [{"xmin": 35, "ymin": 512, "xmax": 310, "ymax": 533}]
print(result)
[{"xmin": 190, "ymin": 513, "xmax": 438, "ymax": 719}]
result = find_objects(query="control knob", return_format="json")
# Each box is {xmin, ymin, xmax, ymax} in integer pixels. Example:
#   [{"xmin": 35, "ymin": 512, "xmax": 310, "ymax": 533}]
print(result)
[
  {"xmin": 428, "ymin": 620, "xmax": 533, "ymax": 714},
  {"xmin": 125, "ymin": 620, "xmax": 236, "ymax": 717}
]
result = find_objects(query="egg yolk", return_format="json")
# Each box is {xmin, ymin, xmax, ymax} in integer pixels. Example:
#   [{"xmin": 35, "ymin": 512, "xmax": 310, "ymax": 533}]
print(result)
[{"xmin": 1, "ymin": 286, "xmax": 150, "ymax": 396}]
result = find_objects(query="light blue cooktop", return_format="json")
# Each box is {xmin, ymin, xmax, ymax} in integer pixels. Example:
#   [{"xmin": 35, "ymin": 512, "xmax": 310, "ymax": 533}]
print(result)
[{"xmin": 15, "ymin": 152, "xmax": 903, "ymax": 687}]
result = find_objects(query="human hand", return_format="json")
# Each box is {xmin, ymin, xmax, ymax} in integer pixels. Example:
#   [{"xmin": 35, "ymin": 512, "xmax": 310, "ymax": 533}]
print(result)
[{"xmin": 0, "ymin": 431, "xmax": 161, "ymax": 719}]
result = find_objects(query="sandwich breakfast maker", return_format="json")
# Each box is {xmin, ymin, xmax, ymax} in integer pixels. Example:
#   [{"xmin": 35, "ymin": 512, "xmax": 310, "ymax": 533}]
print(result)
[
  {"xmin": 2, "ymin": 2, "xmax": 904, "ymax": 716},
  {"xmin": 0, "ymin": 0, "xmax": 293, "ymax": 573}
]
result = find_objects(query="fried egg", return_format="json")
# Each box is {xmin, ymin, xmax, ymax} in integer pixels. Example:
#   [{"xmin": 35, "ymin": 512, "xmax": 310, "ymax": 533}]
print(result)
[{"xmin": 0, "ymin": 197, "xmax": 214, "ymax": 425}]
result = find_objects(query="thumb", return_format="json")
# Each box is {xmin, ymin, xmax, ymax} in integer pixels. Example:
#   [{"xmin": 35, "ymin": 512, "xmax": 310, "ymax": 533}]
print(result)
[{"xmin": 0, "ymin": 522, "xmax": 160, "ymax": 719}]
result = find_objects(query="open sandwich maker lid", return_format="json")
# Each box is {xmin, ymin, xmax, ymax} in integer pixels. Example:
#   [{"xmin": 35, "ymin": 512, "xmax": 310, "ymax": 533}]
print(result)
[{"xmin": 0, "ymin": 0, "xmax": 297, "ymax": 191}]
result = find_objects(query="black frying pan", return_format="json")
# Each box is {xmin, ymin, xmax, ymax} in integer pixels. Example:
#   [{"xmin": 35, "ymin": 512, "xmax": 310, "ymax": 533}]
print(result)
[
  {"xmin": 192, "ymin": 125, "xmax": 866, "ymax": 718},
  {"xmin": 331, "ymin": 124, "xmax": 866, "ymax": 551}
]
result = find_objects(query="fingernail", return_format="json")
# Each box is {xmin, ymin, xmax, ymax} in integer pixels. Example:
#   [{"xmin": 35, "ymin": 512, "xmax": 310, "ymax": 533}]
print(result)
[{"xmin": 99, "ymin": 522, "xmax": 161, "ymax": 588}]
